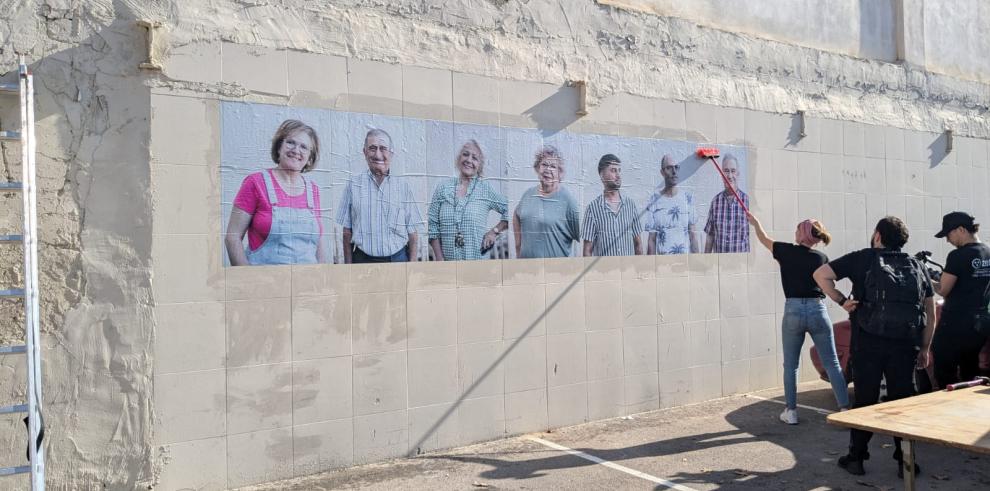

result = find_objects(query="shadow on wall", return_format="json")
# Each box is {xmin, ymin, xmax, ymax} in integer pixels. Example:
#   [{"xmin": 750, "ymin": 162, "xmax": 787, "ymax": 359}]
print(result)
[
  {"xmin": 783, "ymin": 110, "xmax": 954, "ymax": 171},
  {"xmin": 928, "ymin": 131, "xmax": 951, "ymax": 168},
  {"xmin": 525, "ymin": 85, "xmax": 714, "ymax": 182},
  {"xmin": 404, "ymin": 89, "xmax": 747, "ymax": 457},
  {"xmin": 675, "ymin": 153, "xmax": 704, "ymax": 183},
  {"xmin": 787, "ymin": 113, "xmax": 804, "ymax": 147},
  {"xmin": 525, "ymin": 84, "xmax": 581, "ymax": 138},
  {"xmin": 408, "ymin": 239, "xmax": 600, "ymax": 455}
]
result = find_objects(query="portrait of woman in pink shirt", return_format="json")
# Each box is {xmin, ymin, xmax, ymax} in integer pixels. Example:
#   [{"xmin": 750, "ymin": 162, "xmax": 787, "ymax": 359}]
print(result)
[{"xmin": 224, "ymin": 119, "xmax": 327, "ymax": 266}]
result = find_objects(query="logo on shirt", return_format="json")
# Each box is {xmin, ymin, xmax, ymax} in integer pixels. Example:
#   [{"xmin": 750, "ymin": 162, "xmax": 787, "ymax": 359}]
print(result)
[{"xmin": 972, "ymin": 258, "xmax": 990, "ymax": 269}]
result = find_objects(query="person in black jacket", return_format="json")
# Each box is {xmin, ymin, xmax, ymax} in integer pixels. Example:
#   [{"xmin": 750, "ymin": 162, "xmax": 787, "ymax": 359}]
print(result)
[
  {"xmin": 931, "ymin": 212, "xmax": 990, "ymax": 387},
  {"xmin": 813, "ymin": 216, "xmax": 937, "ymax": 477}
]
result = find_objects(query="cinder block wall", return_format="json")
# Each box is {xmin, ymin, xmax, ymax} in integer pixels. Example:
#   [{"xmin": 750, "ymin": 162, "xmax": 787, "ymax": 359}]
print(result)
[{"xmin": 149, "ymin": 45, "xmax": 990, "ymax": 489}]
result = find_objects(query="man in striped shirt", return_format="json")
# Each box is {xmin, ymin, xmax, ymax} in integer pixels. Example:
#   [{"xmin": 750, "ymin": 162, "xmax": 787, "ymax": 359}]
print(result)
[
  {"xmin": 703, "ymin": 154, "xmax": 750, "ymax": 253},
  {"xmin": 582, "ymin": 154, "xmax": 643, "ymax": 256},
  {"xmin": 337, "ymin": 128, "xmax": 424, "ymax": 263}
]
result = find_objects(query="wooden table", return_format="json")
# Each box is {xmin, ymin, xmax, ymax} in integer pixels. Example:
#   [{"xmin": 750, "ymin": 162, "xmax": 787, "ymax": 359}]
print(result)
[{"xmin": 827, "ymin": 385, "xmax": 990, "ymax": 490}]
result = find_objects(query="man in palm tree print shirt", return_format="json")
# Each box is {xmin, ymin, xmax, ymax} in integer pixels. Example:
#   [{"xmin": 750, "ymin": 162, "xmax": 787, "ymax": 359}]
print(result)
[{"xmin": 646, "ymin": 154, "xmax": 699, "ymax": 255}]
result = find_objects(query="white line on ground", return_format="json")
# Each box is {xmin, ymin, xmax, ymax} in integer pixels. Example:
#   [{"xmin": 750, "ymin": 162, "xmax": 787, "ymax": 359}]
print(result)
[
  {"xmin": 527, "ymin": 436, "xmax": 701, "ymax": 491},
  {"xmin": 744, "ymin": 393, "xmax": 835, "ymax": 416}
]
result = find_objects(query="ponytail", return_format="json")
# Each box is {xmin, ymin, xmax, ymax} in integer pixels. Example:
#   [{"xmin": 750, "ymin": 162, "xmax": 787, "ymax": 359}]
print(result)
[{"xmin": 812, "ymin": 222, "xmax": 832, "ymax": 246}]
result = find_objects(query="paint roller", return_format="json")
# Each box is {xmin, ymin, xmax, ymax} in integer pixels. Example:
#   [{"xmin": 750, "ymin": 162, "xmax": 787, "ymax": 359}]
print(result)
[{"xmin": 696, "ymin": 146, "xmax": 748, "ymax": 212}]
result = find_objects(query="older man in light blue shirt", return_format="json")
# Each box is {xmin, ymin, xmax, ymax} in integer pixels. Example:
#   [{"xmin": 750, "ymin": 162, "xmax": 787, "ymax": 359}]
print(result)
[{"xmin": 337, "ymin": 128, "xmax": 424, "ymax": 263}]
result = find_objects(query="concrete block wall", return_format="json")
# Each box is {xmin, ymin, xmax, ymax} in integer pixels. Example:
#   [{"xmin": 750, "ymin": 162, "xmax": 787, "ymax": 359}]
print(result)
[{"xmin": 149, "ymin": 44, "xmax": 990, "ymax": 489}]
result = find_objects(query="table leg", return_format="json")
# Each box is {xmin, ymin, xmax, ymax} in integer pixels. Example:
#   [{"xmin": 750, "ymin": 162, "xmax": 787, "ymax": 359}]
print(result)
[{"xmin": 903, "ymin": 439, "xmax": 916, "ymax": 491}]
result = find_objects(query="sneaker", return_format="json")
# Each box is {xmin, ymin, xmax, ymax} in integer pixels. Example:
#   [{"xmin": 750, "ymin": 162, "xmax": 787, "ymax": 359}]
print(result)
[
  {"xmin": 837, "ymin": 455, "xmax": 865, "ymax": 476},
  {"xmin": 779, "ymin": 408, "xmax": 798, "ymax": 425}
]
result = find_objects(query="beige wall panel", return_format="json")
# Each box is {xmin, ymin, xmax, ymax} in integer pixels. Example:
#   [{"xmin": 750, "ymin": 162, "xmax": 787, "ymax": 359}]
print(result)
[{"xmin": 154, "ymin": 302, "xmax": 226, "ymax": 374}]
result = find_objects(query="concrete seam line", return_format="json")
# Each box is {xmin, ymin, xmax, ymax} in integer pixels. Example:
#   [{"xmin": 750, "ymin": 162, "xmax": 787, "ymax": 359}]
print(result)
[
  {"xmin": 527, "ymin": 436, "xmax": 701, "ymax": 491},
  {"xmin": 744, "ymin": 394, "xmax": 835, "ymax": 415}
]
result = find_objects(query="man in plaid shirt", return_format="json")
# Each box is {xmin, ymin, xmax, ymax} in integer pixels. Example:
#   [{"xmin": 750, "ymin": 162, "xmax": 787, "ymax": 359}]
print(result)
[{"xmin": 704, "ymin": 154, "xmax": 750, "ymax": 253}]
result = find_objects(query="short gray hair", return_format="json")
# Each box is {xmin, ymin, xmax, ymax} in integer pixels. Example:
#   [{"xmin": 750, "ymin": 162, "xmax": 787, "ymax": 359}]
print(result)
[{"xmin": 364, "ymin": 128, "xmax": 393, "ymax": 149}]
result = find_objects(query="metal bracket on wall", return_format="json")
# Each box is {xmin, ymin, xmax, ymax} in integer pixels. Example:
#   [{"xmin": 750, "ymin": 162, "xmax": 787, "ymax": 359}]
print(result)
[
  {"xmin": 945, "ymin": 128, "xmax": 953, "ymax": 153},
  {"xmin": 796, "ymin": 110, "xmax": 807, "ymax": 138},
  {"xmin": 567, "ymin": 80, "xmax": 588, "ymax": 116},
  {"xmin": 137, "ymin": 20, "xmax": 163, "ymax": 71}
]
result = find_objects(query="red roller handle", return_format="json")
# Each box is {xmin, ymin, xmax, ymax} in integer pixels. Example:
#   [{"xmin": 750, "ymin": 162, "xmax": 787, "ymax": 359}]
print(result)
[{"xmin": 945, "ymin": 377, "xmax": 989, "ymax": 391}]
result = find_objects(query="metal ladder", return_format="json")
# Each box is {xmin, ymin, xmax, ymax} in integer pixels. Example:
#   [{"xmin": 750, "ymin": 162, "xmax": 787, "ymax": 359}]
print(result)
[{"xmin": 0, "ymin": 55, "xmax": 45, "ymax": 490}]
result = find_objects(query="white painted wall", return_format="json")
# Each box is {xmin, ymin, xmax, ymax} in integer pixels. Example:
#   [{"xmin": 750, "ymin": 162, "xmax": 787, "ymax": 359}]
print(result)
[
  {"xmin": 602, "ymin": 0, "xmax": 898, "ymax": 62},
  {"xmin": 604, "ymin": 0, "xmax": 990, "ymax": 83},
  {"xmin": 923, "ymin": 0, "xmax": 990, "ymax": 82}
]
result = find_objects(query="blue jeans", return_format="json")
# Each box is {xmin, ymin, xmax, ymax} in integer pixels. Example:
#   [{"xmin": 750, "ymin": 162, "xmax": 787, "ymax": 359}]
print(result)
[{"xmin": 782, "ymin": 298, "xmax": 850, "ymax": 409}]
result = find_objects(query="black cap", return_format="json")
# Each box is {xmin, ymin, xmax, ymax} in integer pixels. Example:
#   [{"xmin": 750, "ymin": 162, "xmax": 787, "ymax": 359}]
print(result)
[{"xmin": 934, "ymin": 211, "xmax": 975, "ymax": 238}]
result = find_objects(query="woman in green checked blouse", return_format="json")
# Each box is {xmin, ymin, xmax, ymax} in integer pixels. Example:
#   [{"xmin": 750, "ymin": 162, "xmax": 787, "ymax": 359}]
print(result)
[{"xmin": 428, "ymin": 140, "xmax": 509, "ymax": 260}]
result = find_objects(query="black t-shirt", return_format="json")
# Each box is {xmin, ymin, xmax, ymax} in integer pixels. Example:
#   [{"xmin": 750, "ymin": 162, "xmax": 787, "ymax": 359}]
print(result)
[
  {"xmin": 942, "ymin": 242, "xmax": 990, "ymax": 315},
  {"xmin": 829, "ymin": 247, "xmax": 934, "ymax": 345},
  {"xmin": 772, "ymin": 241, "xmax": 827, "ymax": 298}
]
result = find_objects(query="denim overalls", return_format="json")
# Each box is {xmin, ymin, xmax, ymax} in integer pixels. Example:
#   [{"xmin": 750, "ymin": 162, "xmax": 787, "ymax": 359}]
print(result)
[{"xmin": 246, "ymin": 170, "xmax": 320, "ymax": 265}]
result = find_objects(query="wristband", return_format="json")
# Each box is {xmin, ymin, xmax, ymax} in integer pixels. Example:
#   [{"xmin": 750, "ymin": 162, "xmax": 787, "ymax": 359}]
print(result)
[{"xmin": 838, "ymin": 296, "xmax": 848, "ymax": 306}]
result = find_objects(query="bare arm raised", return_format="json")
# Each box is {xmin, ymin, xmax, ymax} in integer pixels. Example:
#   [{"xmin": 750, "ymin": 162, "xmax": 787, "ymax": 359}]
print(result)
[{"xmin": 746, "ymin": 211, "xmax": 774, "ymax": 252}]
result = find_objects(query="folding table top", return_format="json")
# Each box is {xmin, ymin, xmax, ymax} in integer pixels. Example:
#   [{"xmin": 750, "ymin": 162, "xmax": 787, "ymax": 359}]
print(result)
[{"xmin": 827, "ymin": 386, "xmax": 990, "ymax": 454}]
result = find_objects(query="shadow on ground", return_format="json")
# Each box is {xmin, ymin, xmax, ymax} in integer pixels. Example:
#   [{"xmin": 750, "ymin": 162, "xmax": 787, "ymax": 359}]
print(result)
[
  {"xmin": 241, "ymin": 386, "xmax": 990, "ymax": 490},
  {"xmin": 430, "ymin": 387, "xmax": 990, "ymax": 490}
]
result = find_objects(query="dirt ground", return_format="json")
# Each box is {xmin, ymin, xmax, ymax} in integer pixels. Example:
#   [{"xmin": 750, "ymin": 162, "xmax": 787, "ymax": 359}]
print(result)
[{"xmin": 238, "ymin": 381, "xmax": 990, "ymax": 490}]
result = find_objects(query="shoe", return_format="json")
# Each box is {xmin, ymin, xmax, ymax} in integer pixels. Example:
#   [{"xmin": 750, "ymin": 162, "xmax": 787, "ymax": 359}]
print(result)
[
  {"xmin": 779, "ymin": 408, "xmax": 798, "ymax": 425},
  {"xmin": 838, "ymin": 455, "xmax": 865, "ymax": 476},
  {"xmin": 892, "ymin": 447, "xmax": 922, "ymax": 478},
  {"xmin": 896, "ymin": 462, "xmax": 921, "ymax": 479}
]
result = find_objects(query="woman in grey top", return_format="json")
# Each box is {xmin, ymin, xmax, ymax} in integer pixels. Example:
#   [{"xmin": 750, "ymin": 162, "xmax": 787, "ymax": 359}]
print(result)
[{"xmin": 512, "ymin": 145, "xmax": 581, "ymax": 258}]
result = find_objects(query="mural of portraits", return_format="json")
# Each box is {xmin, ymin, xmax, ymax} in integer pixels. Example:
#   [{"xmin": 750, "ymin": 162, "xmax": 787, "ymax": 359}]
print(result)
[{"xmin": 220, "ymin": 102, "xmax": 749, "ymax": 266}]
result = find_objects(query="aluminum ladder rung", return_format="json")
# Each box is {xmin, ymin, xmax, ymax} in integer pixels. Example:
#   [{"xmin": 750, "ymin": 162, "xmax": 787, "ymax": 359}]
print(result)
[
  {"xmin": 5, "ymin": 55, "xmax": 44, "ymax": 490},
  {"xmin": 0, "ymin": 466, "xmax": 29, "ymax": 476},
  {"xmin": 0, "ymin": 404, "xmax": 27, "ymax": 415}
]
